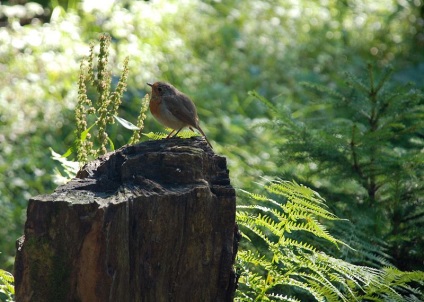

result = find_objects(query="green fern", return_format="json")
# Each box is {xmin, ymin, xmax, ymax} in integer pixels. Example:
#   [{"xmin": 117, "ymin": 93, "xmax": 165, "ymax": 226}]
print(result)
[
  {"xmin": 142, "ymin": 129, "xmax": 202, "ymax": 141},
  {"xmin": 142, "ymin": 132, "xmax": 168, "ymax": 140},
  {"xmin": 332, "ymin": 220, "xmax": 394, "ymax": 268},
  {"xmin": 0, "ymin": 269, "xmax": 14, "ymax": 302},
  {"xmin": 235, "ymin": 180, "xmax": 424, "ymax": 301},
  {"xmin": 251, "ymin": 65, "xmax": 424, "ymax": 273}
]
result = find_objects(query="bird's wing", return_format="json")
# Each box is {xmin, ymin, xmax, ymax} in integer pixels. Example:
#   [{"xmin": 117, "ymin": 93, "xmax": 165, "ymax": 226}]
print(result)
[{"xmin": 163, "ymin": 94, "xmax": 199, "ymax": 127}]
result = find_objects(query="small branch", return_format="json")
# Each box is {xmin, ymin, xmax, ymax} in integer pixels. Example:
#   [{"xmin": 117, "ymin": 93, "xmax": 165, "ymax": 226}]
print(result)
[{"xmin": 350, "ymin": 124, "xmax": 363, "ymax": 179}]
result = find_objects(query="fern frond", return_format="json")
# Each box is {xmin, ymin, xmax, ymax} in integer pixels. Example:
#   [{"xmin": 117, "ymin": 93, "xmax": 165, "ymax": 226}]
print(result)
[
  {"xmin": 265, "ymin": 180, "xmax": 341, "ymax": 222},
  {"xmin": 279, "ymin": 237, "xmax": 317, "ymax": 253},
  {"xmin": 335, "ymin": 220, "xmax": 395, "ymax": 268},
  {"xmin": 237, "ymin": 216, "xmax": 277, "ymax": 249},
  {"xmin": 0, "ymin": 269, "xmax": 14, "ymax": 301},
  {"xmin": 238, "ymin": 250, "xmax": 272, "ymax": 269},
  {"xmin": 236, "ymin": 179, "xmax": 424, "ymax": 301},
  {"xmin": 239, "ymin": 189, "xmax": 269, "ymax": 202},
  {"xmin": 237, "ymin": 205, "xmax": 275, "ymax": 213},
  {"xmin": 174, "ymin": 129, "xmax": 198, "ymax": 138},
  {"xmin": 142, "ymin": 131, "xmax": 168, "ymax": 140},
  {"xmin": 267, "ymin": 293, "xmax": 302, "ymax": 302},
  {"xmin": 283, "ymin": 277, "xmax": 326, "ymax": 301},
  {"xmin": 0, "ymin": 270, "xmax": 13, "ymax": 284},
  {"xmin": 303, "ymin": 273, "xmax": 348, "ymax": 302}
]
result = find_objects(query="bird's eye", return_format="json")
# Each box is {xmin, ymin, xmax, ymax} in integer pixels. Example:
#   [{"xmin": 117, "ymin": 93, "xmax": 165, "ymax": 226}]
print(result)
[{"xmin": 157, "ymin": 87, "xmax": 162, "ymax": 92}]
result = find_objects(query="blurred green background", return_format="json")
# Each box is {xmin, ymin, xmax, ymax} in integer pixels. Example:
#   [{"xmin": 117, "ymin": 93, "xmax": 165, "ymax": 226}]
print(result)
[{"xmin": 0, "ymin": 0, "xmax": 423, "ymax": 274}]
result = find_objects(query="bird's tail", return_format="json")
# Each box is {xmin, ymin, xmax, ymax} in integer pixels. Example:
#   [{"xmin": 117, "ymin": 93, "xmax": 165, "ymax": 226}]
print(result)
[{"xmin": 195, "ymin": 126, "xmax": 213, "ymax": 149}]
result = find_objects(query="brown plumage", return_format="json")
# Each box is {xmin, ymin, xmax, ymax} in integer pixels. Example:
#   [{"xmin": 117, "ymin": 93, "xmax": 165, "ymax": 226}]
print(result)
[{"xmin": 147, "ymin": 82, "xmax": 213, "ymax": 149}]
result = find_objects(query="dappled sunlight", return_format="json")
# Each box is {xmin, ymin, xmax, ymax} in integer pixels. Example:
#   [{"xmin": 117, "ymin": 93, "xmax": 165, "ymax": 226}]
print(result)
[{"xmin": 0, "ymin": 3, "xmax": 422, "ymax": 298}]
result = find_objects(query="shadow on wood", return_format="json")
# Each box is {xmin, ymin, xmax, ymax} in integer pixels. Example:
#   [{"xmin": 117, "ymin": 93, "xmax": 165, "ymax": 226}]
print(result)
[{"xmin": 14, "ymin": 137, "xmax": 238, "ymax": 302}]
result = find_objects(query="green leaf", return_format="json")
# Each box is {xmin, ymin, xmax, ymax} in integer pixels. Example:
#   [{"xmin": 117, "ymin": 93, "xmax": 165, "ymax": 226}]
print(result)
[
  {"xmin": 62, "ymin": 146, "xmax": 75, "ymax": 158},
  {"xmin": 0, "ymin": 269, "xmax": 14, "ymax": 298},
  {"xmin": 80, "ymin": 122, "xmax": 96, "ymax": 142},
  {"xmin": 107, "ymin": 136, "xmax": 115, "ymax": 151},
  {"xmin": 114, "ymin": 115, "xmax": 140, "ymax": 131},
  {"xmin": 50, "ymin": 148, "xmax": 79, "ymax": 173}
]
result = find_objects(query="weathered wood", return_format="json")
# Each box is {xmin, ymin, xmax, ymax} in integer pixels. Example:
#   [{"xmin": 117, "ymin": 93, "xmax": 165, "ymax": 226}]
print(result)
[{"xmin": 14, "ymin": 137, "xmax": 238, "ymax": 302}]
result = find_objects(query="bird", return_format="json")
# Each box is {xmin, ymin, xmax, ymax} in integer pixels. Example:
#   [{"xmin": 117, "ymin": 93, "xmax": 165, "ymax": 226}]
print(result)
[{"xmin": 147, "ymin": 82, "xmax": 213, "ymax": 149}]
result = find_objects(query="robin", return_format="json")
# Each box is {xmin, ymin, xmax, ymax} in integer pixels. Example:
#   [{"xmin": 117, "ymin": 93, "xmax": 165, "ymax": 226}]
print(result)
[{"xmin": 147, "ymin": 82, "xmax": 213, "ymax": 149}]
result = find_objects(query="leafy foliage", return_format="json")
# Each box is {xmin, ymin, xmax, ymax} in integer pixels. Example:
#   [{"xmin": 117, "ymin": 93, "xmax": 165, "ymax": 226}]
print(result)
[
  {"xmin": 55, "ymin": 35, "xmax": 197, "ymax": 180},
  {"xmin": 0, "ymin": 0, "xmax": 423, "ymax": 275},
  {"xmin": 128, "ymin": 94, "xmax": 150, "ymax": 145},
  {"xmin": 74, "ymin": 33, "xmax": 129, "ymax": 163},
  {"xmin": 236, "ymin": 180, "xmax": 424, "ymax": 301},
  {"xmin": 50, "ymin": 148, "xmax": 79, "ymax": 185},
  {"xmin": 251, "ymin": 65, "xmax": 424, "ymax": 271},
  {"xmin": 0, "ymin": 268, "xmax": 14, "ymax": 302}
]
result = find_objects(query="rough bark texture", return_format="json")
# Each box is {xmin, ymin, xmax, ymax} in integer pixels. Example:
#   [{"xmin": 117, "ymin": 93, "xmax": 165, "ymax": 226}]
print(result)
[{"xmin": 14, "ymin": 137, "xmax": 238, "ymax": 302}]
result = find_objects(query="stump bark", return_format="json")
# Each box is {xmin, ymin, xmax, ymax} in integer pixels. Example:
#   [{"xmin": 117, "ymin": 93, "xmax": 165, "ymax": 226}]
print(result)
[{"xmin": 14, "ymin": 137, "xmax": 238, "ymax": 302}]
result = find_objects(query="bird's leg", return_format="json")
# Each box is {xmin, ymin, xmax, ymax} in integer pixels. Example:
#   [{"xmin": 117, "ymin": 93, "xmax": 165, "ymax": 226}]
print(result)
[
  {"xmin": 171, "ymin": 128, "xmax": 184, "ymax": 138},
  {"xmin": 166, "ymin": 129, "xmax": 176, "ymax": 138}
]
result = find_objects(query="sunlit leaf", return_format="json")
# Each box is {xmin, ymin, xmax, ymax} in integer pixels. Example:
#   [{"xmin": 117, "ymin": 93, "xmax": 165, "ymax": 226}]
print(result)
[{"xmin": 114, "ymin": 115, "xmax": 140, "ymax": 131}]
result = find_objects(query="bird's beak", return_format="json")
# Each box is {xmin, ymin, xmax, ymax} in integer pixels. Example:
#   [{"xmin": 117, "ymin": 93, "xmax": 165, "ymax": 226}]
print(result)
[{"xmin": 147, "ymin": 83, "xmax": 153, "ymax": 87}]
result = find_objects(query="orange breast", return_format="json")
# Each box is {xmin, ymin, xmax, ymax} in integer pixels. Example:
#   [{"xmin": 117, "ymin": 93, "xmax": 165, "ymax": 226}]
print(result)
[{"xmin": 149, "ymin": 97, "xmax": 161, "ymax": 118}]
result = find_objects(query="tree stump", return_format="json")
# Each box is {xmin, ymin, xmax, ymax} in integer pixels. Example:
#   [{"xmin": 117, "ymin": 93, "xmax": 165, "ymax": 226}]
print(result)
[{"xmin": 14, "ymin": 137, "xmax": 238, "ymax": 302}]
